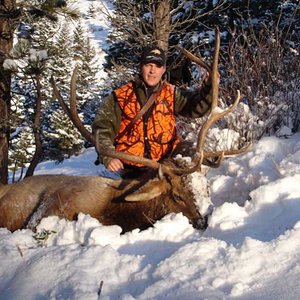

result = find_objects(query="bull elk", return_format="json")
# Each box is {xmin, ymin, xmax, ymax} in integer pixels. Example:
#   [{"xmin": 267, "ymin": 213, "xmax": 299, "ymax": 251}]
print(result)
[{"xmin": 0, "ymin": 29, "xmax": 250, "ymax": 233}]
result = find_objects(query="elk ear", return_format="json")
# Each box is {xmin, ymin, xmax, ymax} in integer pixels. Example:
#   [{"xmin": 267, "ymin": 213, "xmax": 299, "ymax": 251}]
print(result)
[{"xmin": 125, "ymin": 178, "xmax": 169, "ymax": 202}]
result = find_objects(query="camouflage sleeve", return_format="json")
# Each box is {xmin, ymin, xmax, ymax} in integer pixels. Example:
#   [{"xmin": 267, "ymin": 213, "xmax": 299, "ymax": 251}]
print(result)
[
  {"xmin": 174, "ymin": 81, "xmax": 212, "ymax": 118},
  {"xmin": 92, "ymin": 93, "xmax": 121, "ymax": 167}
]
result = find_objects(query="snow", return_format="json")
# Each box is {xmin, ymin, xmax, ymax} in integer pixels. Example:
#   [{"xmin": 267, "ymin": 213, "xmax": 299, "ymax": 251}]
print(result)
[
  {"xmin": 72, "ymin": 0, "xmax": 113, "ymax": 81},
  {"xmin": 29, "ymin": 49, "xmax": 48, "ymax": 61},
  {"xmin": 2, "ymin": 134, "xmax": 300, "ymax": 299}
]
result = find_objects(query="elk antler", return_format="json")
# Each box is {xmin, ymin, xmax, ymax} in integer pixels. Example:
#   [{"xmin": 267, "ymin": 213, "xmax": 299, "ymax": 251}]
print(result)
[
  {"xmin": 95, "ymin": 28, "xmax": 251, "ymax": 175},
  {"xmin": 175, "ymin": 45, "xmax": 211, "ymax": 73},
  {"xmin": 51, "ymin": 66, "xmax": 95, "ymax": 145},
  {"xmin": 95, "ymin": 135, "xmax": 161, "ymax": 170},
  {"xmin": 171, "ymin": 27, "xmax": 251, "ymax": 174}
]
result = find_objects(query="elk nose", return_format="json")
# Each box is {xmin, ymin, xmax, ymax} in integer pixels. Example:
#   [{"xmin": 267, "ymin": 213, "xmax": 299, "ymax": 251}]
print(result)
[{"xmin": 193, "ymin": 215, "xmax": 208, "ymax": 230}]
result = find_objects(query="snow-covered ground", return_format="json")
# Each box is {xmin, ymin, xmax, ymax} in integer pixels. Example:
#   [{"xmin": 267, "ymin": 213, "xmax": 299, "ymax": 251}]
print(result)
[{"xmin": 2, "ymin": 133, "xmax": 300, "ymax": 300}]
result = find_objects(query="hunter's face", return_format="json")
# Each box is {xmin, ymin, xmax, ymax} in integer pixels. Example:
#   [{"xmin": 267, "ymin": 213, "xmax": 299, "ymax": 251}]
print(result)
[{"xmin": 141, "ymin": 62, "xmax": 166, "ymax": 87}]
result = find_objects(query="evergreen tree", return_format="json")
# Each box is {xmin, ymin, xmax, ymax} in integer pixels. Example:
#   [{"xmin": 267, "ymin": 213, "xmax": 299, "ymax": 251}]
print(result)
[
  {"xmin": 72, "ymin": 22, "xmax": 101, "ymax": 126},
  {"xmin": 9, "ymin": 127, "xmax": 35, "ymax": 172},
  {"xmin": 39, "ymin": 20, "xmax": 74, "ymax": 162},
  {"xmin": 72, "ymin": 22, "xmax": 98, "ymax": 95},
  {"xmin": 88, "ymin": 3, "xmax": 96, "ymax": 18},
  {"xmin": 9, "ymin": 18, "xmax": 72, "ymax": 164},
  {"xmin": 46, "ymin": 108, "xmax": 84, "ymax": 161},
  {"xmin": 49, "ymin": 21, "xmax": 73, "ymax": 91},
  {"xmin": 0, "ymin": 0, "xmax": 79, "ymax": 183}
]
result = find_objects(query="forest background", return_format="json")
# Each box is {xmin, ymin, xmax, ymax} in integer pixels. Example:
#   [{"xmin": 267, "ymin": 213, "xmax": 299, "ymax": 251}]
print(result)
[{"xmin": 0, "ymin": 0, "xmax": 299, "ymax": 184}]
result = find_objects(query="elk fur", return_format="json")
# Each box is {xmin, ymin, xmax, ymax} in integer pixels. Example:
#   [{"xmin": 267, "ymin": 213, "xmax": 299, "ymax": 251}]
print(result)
[{"xmin": 0, "ymin": 170, "xmax": 206, "ymax": 233}]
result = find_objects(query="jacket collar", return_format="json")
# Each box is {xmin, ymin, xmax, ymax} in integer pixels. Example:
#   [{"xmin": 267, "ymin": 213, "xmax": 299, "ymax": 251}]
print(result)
[{"xmin": 134, "ymin": 75, "xmax": 166, "ymax": 94}]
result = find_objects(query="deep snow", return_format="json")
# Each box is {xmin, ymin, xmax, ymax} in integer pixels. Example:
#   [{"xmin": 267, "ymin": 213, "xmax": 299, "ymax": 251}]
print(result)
[{"xmin": 2, "ymin": 134, "xmax": 300, "ymax": 299}]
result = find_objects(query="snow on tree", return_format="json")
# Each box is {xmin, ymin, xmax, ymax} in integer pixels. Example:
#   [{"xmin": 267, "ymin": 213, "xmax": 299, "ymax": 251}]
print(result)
[{"xmin": 45, "ymin": 108, "xmax": 84, "ymax": 162}]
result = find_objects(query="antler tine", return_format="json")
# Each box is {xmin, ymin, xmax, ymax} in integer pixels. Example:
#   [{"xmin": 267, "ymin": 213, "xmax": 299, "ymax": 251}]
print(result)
[
  {"xmin": 174, "ymin": 28, "xmax": 224, "ymax": 172},
  {"xmin": 51, "ymin": 65, "xmax": 95, "ymax": 145},
  {"xmin": 95, "ymin": 131, "xmax": 188, "ymax": 176},
  {"xmin": 193, "ymin": 28, "xmax": 251, "ymax": 168},
  {"xmin": 203, "ymin": 143, "xmax": 252, "ymax": 160},
  {"xmin": 192, "ymin": 27, "xmax": 223, "ymax": 168},
  {"xmin": 175, "ymin": 45, "xmax": 211, "ymax": 72},
  {"xmin": 95, "ymin": 129, "xmax": 161, "ymax": 170}
]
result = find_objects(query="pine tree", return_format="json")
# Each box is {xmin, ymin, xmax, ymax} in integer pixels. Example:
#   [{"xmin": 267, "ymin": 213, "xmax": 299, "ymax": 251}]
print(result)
[
  {"xmin": 88, "ymin": 3, "xmax": 96, "ymax": 18},
  {"xmin": 0, "ymin": 0, "xmax": 80, "ymax": 183},
  {"xmin": 9, "ymin": 18, "xmax": 72, "ymax": 164},
  {"xmin": 9, "ymin": 127, "xmax": 35, "ymax": 172},
  {"xmin": 49, "ymin": 21, "xmax": 73, "ymax": 91},
  {"xmin": 72, "ymin": 22, "xmax": 101, "ymax": 126},
  {"xmin": 45, "ymin": 109, "xmax": 84, "ymax": 161}
]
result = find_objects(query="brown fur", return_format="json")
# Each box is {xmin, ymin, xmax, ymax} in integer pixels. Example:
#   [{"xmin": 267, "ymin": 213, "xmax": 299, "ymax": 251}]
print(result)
[{"xmin": 0, "ymin": 172, "xmax": 206, "ymax": 233}]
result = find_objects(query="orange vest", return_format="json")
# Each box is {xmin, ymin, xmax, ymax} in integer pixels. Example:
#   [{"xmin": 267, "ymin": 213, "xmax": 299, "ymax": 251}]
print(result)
[{"xmin": 114, "ymin": 82, "xmax": 179, "ymax": 165}]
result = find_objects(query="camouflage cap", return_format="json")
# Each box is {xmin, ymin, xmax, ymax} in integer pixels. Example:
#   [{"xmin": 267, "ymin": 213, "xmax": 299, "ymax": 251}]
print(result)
[{"xmin": 140, "ymin": 46, "xmax": 166, "ymax": 66}]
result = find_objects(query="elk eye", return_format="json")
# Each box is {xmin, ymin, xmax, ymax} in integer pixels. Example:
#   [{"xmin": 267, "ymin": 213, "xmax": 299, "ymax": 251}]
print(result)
[{"xmin": 174, "ymin": 194, "xmax": 183, "ymax": 202}]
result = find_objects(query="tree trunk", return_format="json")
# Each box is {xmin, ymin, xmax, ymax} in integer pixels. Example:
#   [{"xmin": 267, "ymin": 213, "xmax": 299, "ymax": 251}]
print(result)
[
  {"xmin": 153, "ymin": 0, "xmax": 171, "ymax": 51},
  {"xmin": 0, "ymin": 0, "xmax": 19, "ymax": 184},
  {"xmin": 25, "ymin": 75, "xmax": 43, "ymax": 177}
]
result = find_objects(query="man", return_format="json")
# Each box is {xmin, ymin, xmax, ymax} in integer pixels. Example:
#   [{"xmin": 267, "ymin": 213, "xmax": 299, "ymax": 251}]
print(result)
[{"xmin": 92, "ymin": 45, "xmax": 213, "ymax": 179}]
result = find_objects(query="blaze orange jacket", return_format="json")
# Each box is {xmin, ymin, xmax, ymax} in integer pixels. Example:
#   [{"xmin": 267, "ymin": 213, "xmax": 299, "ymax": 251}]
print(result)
[
  {"xmin": 92, "ymin": 76, "xmax": 212, "ymax": 168},
  {"xmin": 114, "ymin": 81, "xmax": 180, "ymax": 165}
]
